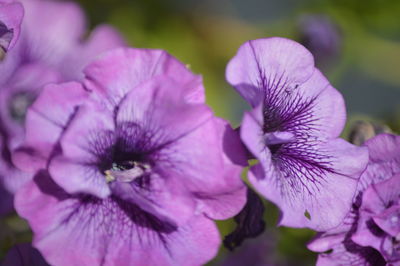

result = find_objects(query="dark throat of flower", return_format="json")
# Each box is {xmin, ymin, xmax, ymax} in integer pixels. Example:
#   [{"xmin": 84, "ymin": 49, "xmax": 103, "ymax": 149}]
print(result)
[
  {"xmin": 98, "ymin": 139, "xmax": 154, "ymax": 188},
  {"xmin": 104, "ymin": 160, "xmax": 151, "ymax": 184}
]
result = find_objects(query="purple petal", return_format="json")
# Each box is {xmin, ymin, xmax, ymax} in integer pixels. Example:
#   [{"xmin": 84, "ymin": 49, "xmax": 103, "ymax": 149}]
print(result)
[
  {"xmin": 0, "ymin": 1, "xmax": 23, "ymax": 51},
  {"xmin": 83, "ymin": 47, "xmax": 205, "ymax": 108},
  {"xmin": 357, "ymin": 134, "xmax": 400, "ymax": 193},
  {"xmin": 48, "ymin": 100, "xmax": 114, "ymax": 198},
  {"xmin": 296, "ymin": 69, "xmax": 346, "ymax": 138},
  {"xmin": 18, "ymin": 0, "xmax": 86, "ymax": 66},
  {"xmin": 115, "ymin": 76, "xmax": 212, "ymax": 144},
  {"xmin": 248, "ymin": 138, "xmax": 368, "ymax": 231},
  {"xmin": 164, "ymin": 117, "xmax": 246, "ymax": 220},
  {"xmin": 364, "ymin": 133, "xmax": 400, "ymax": 163},
  {"xmin": 226, "ymin": 37, "xmax": 315, "ymax": 107},
  {"xmin": 0, "ymin": 62, "xmax": 61, "ymax": 151},
  {"xmin": 15, "ymin": 172, "xmax": 220, "ymax": 266},
  {"xmin": 357, "ymin": 175, "xmax": 400, "ymax": 238},
  {"xmin": 12, "ymin": 82, "xmax": 89, "ymax": 173}
]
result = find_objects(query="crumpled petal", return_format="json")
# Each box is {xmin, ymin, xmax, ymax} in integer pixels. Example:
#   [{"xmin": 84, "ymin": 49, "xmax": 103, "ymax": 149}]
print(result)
[{"xmin": 352, "ymin": 174, "xmax": 400, "ymax": 262}]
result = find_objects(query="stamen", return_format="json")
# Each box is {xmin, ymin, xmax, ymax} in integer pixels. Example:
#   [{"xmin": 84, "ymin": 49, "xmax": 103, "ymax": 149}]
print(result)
[
  {"xmin": 104, "ymin": 170, "xmax": 116, "ymax": 183},
  {"xmin": 104, "ymin": 161, "xmax": 151, "ymax": 183}
]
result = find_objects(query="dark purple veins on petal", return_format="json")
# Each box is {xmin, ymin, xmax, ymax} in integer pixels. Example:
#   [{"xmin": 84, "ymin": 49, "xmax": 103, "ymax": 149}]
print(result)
[
  {"xmin": 34, "ymin": 171, "xmax": 178, "ymax": 248},
  {"xmin": 256, "ymin": 68, "xmax": 335, "ymax": 193},
  {"xmin": 84, "ymin": 121, "xmax": 171, "ymax": 192}
]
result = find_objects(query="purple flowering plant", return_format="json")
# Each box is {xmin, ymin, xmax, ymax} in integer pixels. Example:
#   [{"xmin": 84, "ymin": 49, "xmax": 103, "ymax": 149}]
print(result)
[
  {"xmin": 0, "ymin": 1, "xmax": 399, "ymax": 265},
  {"xmin": 226, "ymin": 37, "xmax": 368, "ymax": 231},
  {"xmin": 12, "ymin": 48, "xmax": 247, "ymax": 265},
  {"xmin": 309, "ymin": 134, "xmax": 400, "ymax": 265}
]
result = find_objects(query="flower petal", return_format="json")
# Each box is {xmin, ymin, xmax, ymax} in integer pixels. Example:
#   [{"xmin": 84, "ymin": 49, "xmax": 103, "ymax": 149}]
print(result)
[
  {"xmin": 12, "ymin": 82, "xmax": 89, "ymax": 173},
  {"xmin": 19, "ymin": 0, "xmax": 86, "ymax": 66},
  {"xmin": 84, "ymin": 48, "xmax": 205, "ymax": 108},
  {"xmin": 15, "ymin": 172, "xmax": 220, "ymax": 266},
  {"xmin": 226, "ymin": 37, "xmax": 315, "ymax": 107},
  {"xmin": 0, "ymin": 1, "xmax": 24, "ymax": 51},
  {"xmin": 249, "ymin": 138, "xmax": 368, "ymax": 231},
  {"xmin": 49, "ymin": 101, "xmax": 115, "ymax": 198},
  {"xmin": 116, "ymin": 76, "xmax": 212, "ymax": 147}
]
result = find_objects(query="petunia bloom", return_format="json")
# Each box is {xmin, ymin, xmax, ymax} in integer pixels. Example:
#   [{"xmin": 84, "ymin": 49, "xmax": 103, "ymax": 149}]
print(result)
[
  {"xmin": 308, "ymin": 133, "xmax": 400, "ymax": 265},
  {"xmin": 226, "ymin": 37, "xmax": 368, "ymax": 231},
  {"xmin": 353, "ymin": 174, "xmax": 400, "ymax": 263},
  {"xmin": 13, "ymin": 48, "xmax": 247, "ymax": 265},
  {"xmin": 0, "ymin": 0, "xmax": 23, "ymax": 55},
  {"xmin": 0, "ymin": 0, "xmax": 125, "ymax": 198}
]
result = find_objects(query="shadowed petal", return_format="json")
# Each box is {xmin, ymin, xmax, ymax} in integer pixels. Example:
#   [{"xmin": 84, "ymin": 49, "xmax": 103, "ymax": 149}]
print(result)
[{"xmin": 1, "ymin": 243, "xmax": 49, "ymax": 266}]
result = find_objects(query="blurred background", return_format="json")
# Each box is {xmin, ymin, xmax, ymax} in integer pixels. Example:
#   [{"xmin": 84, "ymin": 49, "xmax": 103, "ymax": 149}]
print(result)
[{"xmin": 2, "ymin": 0, "xmax": 400, "ymax": 265}]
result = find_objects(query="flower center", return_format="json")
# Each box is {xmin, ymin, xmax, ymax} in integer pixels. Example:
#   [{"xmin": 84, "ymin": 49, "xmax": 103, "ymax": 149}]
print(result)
[
  {"xmin": 104, "ymin": 161, "xmax": 151, "ymax": 184},
  {"xmin": 9, "ymin": 92, "xmax": 36, "ymax": 123}
]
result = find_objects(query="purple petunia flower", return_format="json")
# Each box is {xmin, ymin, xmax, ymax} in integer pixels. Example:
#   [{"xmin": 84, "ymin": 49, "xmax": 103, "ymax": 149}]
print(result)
[
  {"xmin": 0, "ymin": 0, "xmax": 23, "ymax": 55},
  {"xmin": 13, "ymin": 48, "xmax": 247, "ymax": 265},
  {"xmin": 226, "ymin": 37, "xmax": 369, "ymax": 231},
  {"xmin": 0, "ymin": 0, "xmax": 125, "ymax": 199},
  {"xmin": 308, "ymin": 133, "xmax": 400, "ymax": 265},
  {"xmin": 353, "ymin": 174, "xmax": 400, "ymax": 263}
]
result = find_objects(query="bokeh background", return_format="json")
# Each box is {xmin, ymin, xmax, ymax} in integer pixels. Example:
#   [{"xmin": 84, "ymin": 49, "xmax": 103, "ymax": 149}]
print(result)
[{"xmin": 1, "ymin": 0, "xmax": 400, "ymax": 265}]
